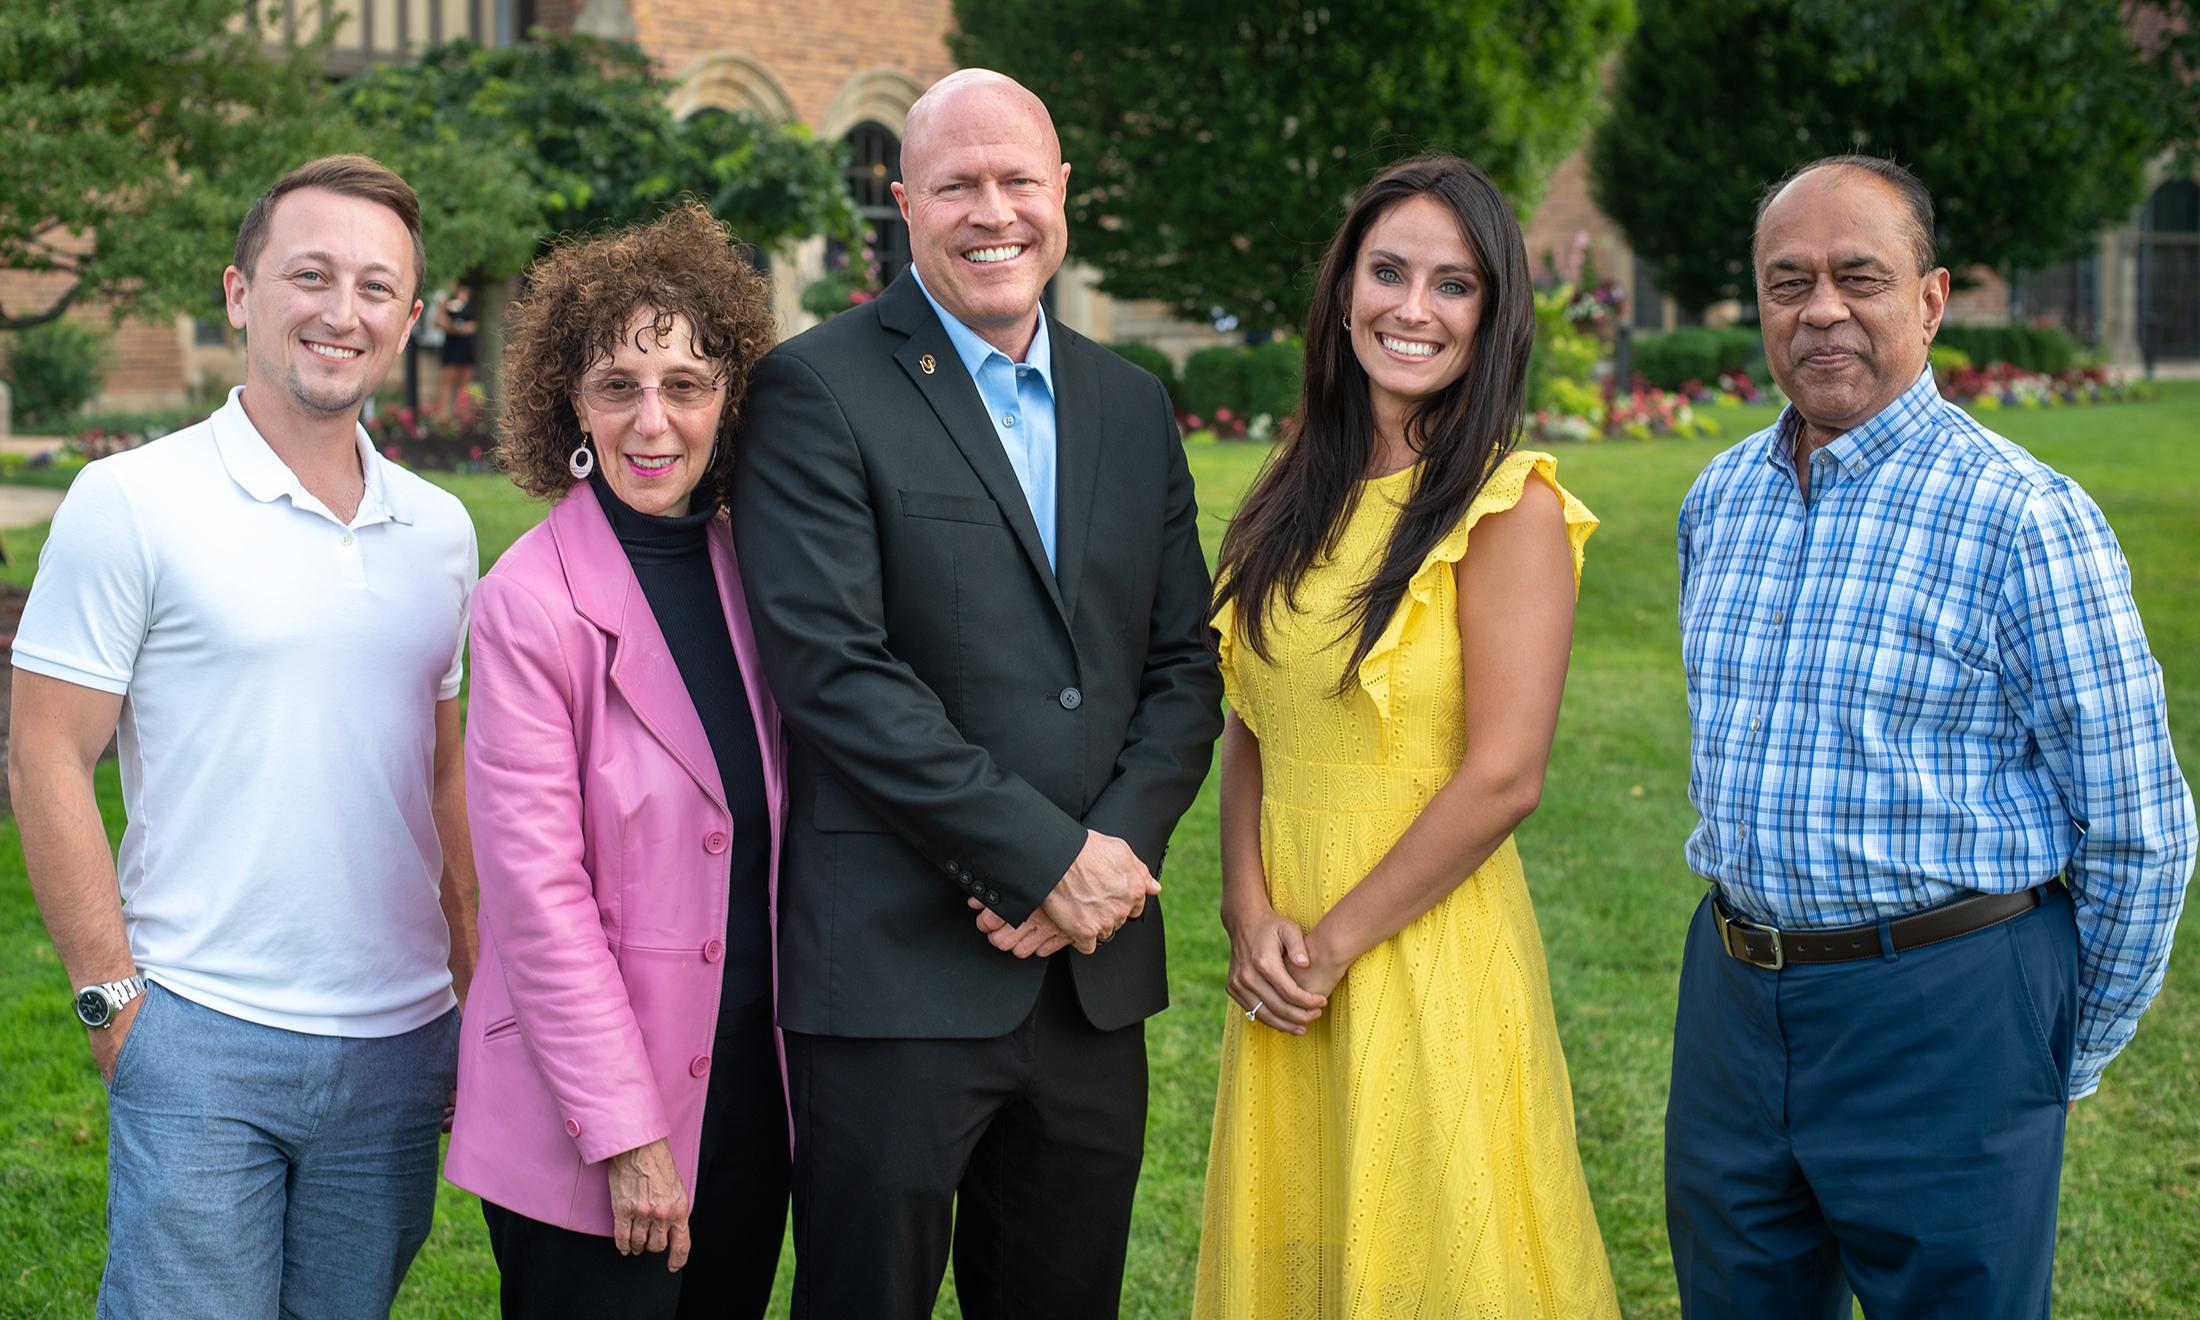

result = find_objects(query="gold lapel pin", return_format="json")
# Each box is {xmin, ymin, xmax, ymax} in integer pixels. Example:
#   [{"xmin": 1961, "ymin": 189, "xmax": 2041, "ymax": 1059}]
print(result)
[{"xmin": 919, "ymin": 353, "xmax": 937, "ymax": 375}]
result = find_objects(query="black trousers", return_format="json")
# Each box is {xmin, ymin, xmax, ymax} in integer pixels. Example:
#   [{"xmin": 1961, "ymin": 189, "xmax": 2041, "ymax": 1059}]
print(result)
[
  {"xmin": 785, "ymin": 955, "xmax": 1149, "ymax": 1320},
  {"xmin": 481, "ymin": 1018, "xmax": 790, "ymax": 1320}
]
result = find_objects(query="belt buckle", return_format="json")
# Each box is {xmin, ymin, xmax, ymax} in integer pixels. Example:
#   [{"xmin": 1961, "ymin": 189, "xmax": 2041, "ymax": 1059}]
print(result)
[{"xmin": 1715, "ymin": 894, "xmax": 1786, "ymax": 970}]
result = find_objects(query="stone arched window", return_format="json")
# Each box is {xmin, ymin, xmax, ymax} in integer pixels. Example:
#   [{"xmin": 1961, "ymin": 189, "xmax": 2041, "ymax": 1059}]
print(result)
[
  {"xmin": 668, "ymin": 52, "xmax": 796, "ymax": 124},
  {"xmin": 837, "ymin": 121, "xmax": 911, "ymax": 289},
  {"xmin": 2138, "ymin": 179, "xmax": 2200, "ymax": 362}
]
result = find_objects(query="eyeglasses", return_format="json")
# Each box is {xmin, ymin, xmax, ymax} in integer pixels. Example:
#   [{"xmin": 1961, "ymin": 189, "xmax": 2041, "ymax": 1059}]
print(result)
[{"xmin": 575, "ymin": 376, "xmax": 726, "ymax": 411}]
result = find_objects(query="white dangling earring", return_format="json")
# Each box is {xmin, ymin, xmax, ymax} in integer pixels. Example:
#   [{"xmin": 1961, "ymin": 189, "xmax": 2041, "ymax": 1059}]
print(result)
[
  {"xmin": 568, "ymin": 432, "xmax": 595, "ymax": 480},
  {"xmin": 1342, "ymin": 313, "xmax": 1354, "ymax": 331}
]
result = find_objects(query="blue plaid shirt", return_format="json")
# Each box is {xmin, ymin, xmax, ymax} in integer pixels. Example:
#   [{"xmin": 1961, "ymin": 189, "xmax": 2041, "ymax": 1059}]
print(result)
[{"xmin": 1678, "ymin": 368, "xmax": 2196, "ymax": 1098}]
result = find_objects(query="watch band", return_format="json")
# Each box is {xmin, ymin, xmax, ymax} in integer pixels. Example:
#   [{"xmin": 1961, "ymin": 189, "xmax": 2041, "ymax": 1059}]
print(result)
[{"xmin": 73, "ymin": 974, "xmax": 147, "ymax": 1028}]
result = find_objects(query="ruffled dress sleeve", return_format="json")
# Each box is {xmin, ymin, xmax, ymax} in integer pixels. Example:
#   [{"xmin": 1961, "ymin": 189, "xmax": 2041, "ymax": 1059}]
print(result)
[
  {"xmin": 1210, "ymin": 589, "xmax": 1261, "ymax": 739},
  {"xmin": 1353, "ymin": 449, "xmax": 1596, "ymax": 722}
]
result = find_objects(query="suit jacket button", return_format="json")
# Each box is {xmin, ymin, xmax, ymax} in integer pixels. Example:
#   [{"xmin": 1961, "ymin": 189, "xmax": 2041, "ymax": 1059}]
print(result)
[
  {"xmin": 564, "ymin": 1118, "xmax": 582, "ymax": 1138},
  {"xmin": 986, "ymin": 889, "xmax": 1001, "ymax": 904},
  {"xmin": 703, "ymin": 938, "xmax": 724, "ymax": 963},
  {"xmin": 1059, "ymin": 686, "xmax": 1082, "ymax": 710},
  {"xmin": 690, "ymin": 1055, "xmax": 710, "ymax": 1078},
  {"xmin": 705, "ymin": 831, "xmax": 728, "ymax": 854}
]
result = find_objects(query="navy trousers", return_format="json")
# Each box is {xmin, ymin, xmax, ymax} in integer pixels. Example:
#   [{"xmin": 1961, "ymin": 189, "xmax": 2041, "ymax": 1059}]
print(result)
[{"xmin": 1665, "ymin": 883, "xmax": 2076, "ymax": 1319}]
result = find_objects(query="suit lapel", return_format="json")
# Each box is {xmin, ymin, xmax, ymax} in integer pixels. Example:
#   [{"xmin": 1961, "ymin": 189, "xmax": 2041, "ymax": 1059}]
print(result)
[
  {"xmin": 879, "ymin": 276, "xmax": 1069, "ymax": 623},
  {"xmin": 1049, "ymin": 330, "xmax": 1104, "ymax": 621}
]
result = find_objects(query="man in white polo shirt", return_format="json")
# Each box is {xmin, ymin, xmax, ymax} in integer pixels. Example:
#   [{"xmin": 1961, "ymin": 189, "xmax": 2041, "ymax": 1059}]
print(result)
[{"xmin": 7, "ymin": 155, "xmax": 479, "ymax": 1318}]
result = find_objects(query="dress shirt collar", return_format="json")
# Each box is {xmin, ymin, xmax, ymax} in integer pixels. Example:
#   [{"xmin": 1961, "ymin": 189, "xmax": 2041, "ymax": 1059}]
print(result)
[
  {"xmin": 210, "ymin": 385, "xmax": 409, "ymax": 525},
  {"xmin": 911, "ymin": 265, "xmax": 1054, "ymax": 394},
  {"xmin": 1762, "ymin": 367, "xmax": 1942, "ymax": 485}
]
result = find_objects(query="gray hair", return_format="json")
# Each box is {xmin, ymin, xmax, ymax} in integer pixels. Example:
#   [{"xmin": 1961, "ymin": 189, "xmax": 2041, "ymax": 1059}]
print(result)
[{"xmin": 1753, "ymin": 154, "xmax": 1937, "ymax": 274}]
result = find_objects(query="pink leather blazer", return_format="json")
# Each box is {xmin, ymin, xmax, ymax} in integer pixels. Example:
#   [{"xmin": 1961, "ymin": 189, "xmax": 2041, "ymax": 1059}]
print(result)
[{"xmin": 444, "ymin": 487, "xmax": 784, "ymax": 1235}]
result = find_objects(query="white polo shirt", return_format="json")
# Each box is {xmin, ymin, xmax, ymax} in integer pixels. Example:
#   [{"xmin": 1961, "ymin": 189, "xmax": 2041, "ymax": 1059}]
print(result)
[{"xmin": 12, "ymin": 388, "xmax": 478, "ymax": 1037}]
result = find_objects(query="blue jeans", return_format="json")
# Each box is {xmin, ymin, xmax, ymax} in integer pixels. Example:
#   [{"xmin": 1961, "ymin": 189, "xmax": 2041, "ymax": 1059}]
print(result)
[
  {"xmin": 99, "ymin": 983, "xmax": 460, "ymax": 1320},
  {"xmin": 1665, "ymin": 884, "xmax": 2076, "ymax": 1319}
]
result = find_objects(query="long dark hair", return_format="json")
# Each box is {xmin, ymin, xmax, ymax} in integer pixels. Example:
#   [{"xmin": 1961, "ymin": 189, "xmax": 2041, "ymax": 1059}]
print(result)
[{"xmin": 1211, "ymin": 154, "xmax": 1535, "ymax": 693}]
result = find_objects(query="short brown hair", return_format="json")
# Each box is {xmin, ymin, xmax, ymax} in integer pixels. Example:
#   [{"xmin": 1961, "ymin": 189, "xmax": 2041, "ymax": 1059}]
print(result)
[
  {"xmin": 233, "ymin": 154, "xmax": 427, "ymax": 301},
  {"xmin": 496, "ymin": 203, "xmax": 775, "ymax": 510}
]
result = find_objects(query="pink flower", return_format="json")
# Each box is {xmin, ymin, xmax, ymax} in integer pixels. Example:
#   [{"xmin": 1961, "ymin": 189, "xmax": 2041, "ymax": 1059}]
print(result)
[
  {"xmin": 1185, "ymin": 414, "xmax": 1203, "ymax": 430},
  {"xmin": 468, "ymin": 446, "xmax": 483, "ymax": 460},
  {"xmin": 1215, "ymin": 408, "xmax": 1234, "ymax": 421}
]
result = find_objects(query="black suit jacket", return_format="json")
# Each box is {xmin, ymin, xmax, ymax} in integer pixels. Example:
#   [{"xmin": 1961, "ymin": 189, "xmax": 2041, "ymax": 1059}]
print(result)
[{"xmin": 730, "ymin": 273, "xmax": 1223, "ymax": 1037}]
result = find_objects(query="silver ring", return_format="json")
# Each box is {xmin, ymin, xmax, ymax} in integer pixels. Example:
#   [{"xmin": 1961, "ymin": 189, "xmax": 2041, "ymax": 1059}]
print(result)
[{"xmin": 1246, "ymin": 999, "xmax": 1263, "ymax": 1021}]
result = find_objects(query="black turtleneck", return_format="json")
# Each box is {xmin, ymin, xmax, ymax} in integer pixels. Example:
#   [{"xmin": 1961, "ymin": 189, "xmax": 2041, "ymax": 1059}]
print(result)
[{"xmin": 590, "ymin": 471, "xmax": 772, "ymax": 1032}]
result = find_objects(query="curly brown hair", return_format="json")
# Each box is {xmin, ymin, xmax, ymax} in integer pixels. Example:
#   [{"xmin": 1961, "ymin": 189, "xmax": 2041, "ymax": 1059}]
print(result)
[{"xmin": 496, "ymin": 202, "xmax": 775, "ymax": 508}]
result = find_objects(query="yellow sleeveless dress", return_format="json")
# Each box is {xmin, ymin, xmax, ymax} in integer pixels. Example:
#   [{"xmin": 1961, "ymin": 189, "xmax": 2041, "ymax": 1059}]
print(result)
[{"xmin": 1194, "ymin": 450, "xmax": 1617, "ymax": 1319}]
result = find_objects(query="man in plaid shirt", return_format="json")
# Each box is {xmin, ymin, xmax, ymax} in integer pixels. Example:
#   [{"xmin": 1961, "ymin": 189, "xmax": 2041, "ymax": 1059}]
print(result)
[{"xmin": 1667, "ymin": 155, "xmax": 2196, "ymax": 1318}]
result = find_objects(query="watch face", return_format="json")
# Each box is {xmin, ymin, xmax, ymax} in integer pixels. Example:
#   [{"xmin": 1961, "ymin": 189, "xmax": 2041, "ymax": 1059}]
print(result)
[{"xmin": 75, "ymin": 989, "xmax": 112, "ymax": 1028}]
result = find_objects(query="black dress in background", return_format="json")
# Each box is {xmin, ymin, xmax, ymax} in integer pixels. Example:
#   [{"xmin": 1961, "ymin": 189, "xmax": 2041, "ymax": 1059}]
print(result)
[{"xmin": 438, "ymin": 294, "xmax": 477, "ymax": 367}]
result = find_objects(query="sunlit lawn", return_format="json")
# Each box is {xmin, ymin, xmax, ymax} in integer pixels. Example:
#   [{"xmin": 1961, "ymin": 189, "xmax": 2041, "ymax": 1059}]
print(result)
[{"xmin": 4, "ymin": 383, "xmax": 2196, "ymax": 1317}]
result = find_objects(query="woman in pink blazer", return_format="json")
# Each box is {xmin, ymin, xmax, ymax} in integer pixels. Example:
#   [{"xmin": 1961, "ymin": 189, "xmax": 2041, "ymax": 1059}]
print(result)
[{"xmin": 445, "ymin": 205, "xmax": 786, "ymax": 1319}]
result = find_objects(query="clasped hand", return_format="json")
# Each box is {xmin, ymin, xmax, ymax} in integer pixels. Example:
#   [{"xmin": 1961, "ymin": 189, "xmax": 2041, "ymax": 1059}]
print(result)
[
  {"xmin": 968, "ymin": 829, "xmax": 1157, "ymax": 957},
  {"xmin": 1224, "ymin": 899, "xmax": 1346, "ymax": 1035}
]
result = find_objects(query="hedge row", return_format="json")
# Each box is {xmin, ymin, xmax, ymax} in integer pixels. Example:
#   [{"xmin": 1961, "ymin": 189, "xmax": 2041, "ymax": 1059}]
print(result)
[
  {"xmin": 1932, "ymin": 323, "xmax": 2079, "ymax": 376},
  {"xmin": 1108, "ymin": 339, "xmax": 1304, "ymax": 424},
  {"xmin": 1629, "ymin": 326, "xmax": 1763, "ymax": 391}
]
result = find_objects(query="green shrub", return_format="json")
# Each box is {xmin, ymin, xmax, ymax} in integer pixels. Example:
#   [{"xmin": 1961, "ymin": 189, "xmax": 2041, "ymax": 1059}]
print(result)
[
  {"xmin": 1630, "ymin": 326, "xmax": 1759, "ymax": 390},
  {"xmin": 4, "ymin": 319, "xmax": 112, "ymax": 429},
  {"xmin": 2024, "ymin": 325, "xmax": 2076, "ymax": 375},
  {"xmin": 1243, "ymin": 338, "xmax": 1303, "ymax": 420},
  {"xmin": 1106, "ymin": 341, "xmax": 1183, "ymax": 410},
  {"xmin": 1935, "ymin": 323, "xmax": 2079, "ymax": 374},
  {"xmin": 1928, "ymin": 343, "xmax": 1973, "ymax": 375},
  {"xmin": 73, "ymin": 406, "xmax": 203, "ymax": 440},
  {"xmin": 1181, "ymin": 344, "xmax": 1248, "ymax": 421},
  {"xmin": 1528, "ymin": 287, "xmax": 1602, "ymax": 415}
]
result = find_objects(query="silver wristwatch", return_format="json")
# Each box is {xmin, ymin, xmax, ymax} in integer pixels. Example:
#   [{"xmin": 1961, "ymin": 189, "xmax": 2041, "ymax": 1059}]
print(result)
[{"xmin": 74, "ymin": 975, "xmax": 147, "ymax": 1029}]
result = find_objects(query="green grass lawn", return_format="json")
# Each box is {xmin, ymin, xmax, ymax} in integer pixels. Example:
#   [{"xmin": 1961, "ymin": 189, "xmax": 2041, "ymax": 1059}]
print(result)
[{"xmin": 4, "ymin": 384, "xmax": 2197, "ymax": 1317}]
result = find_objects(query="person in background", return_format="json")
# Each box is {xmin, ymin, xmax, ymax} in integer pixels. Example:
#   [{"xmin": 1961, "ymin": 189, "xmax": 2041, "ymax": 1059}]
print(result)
[
  {"xmin": 1195, "ymin": 153, "xmax": 1618, "ymax": 1319},
  {"xmin": 1668, "ymin": 154, "xmax": 2196, "ymax": 1317},
  {"xmin": 9, "ymin": 154, "xmax": 478, "ymax": 1319},
  {"xmin": 442, "ymin": 201, "xmax": 789, "ymax": 1320},
  {"xmin": 437, "ymin": 277, "xmax": 480, "ymax": 417}
]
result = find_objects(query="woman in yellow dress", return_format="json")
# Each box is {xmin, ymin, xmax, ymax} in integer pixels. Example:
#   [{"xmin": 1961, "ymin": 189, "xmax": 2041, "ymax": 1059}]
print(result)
[{"xmin": 1195, "ymin": 154, "xmax": 1618, "ymax": 1318}]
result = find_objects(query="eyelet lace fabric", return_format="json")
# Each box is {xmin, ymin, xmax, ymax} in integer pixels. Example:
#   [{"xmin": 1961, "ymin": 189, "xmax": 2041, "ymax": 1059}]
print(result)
[{"xmin": 1196, "ymin": 451, "xmax": 1617, "ymax": 1319}]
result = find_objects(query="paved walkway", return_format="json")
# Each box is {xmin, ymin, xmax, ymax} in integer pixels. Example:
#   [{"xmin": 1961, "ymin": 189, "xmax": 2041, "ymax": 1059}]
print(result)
[{"xmin": 0, "ymin": 484, "xmax": 64, "ymax": 529}]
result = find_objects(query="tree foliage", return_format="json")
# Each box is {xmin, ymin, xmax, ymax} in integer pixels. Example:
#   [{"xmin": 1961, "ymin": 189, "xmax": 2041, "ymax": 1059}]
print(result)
[
  {"xmin": 0, "ymin": 0, "xmax": 335, "ymax": 329},
  {"xmin": 951, "ymin": 0, "xmax": 1635, "ymax": 333},
  {"xmin": 1591, "ymin": 0, "xmax": 2164, "ymax": 311},
  {"xmin": 2150, "ymin": 1, "xmax": 2200, "ymax": 163},
  {"xmin": 338, "ymin": 36, "xmax": 860, "ymax": 264}
]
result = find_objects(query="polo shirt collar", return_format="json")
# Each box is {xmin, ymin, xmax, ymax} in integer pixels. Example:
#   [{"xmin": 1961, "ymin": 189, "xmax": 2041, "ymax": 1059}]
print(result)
[
  {"xmin": 211, "ymin": 386, "xmax": 412, "ymax": 525},
  {"xmin": 912, "ymin": 265, "xmax": 1054, "ymax": 392},
  {"xmin": 1762, "ymin": 366, "xmax": 1942, "ymax": 481}
]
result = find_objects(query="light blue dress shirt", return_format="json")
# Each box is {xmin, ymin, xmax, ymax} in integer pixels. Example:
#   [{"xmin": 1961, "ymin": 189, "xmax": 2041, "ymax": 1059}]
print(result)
[
  {"xmin": 1678, "ymin": 368, "xmax": 2196, "ymax": 1098},
  {"xmin": 913, "ymin": 270, "xmax": 1059, "ymax": 572}
]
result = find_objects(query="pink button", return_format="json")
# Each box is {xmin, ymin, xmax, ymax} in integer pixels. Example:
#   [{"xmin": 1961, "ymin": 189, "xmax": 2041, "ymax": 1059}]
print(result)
[
  {"xmin": 704, "ymin": 831, "xmax": 728, "ymax": 854},
  {"xmin": 689, "ymin": 1055, "xmax": 710, "ymax": 1078},
  {"xmin": 564, "ymin": 1118, "xmax": 581, "ymax": 1137},
  {"xmin": 703, "ymin": 938, "xmax": 724, "ymax": 963}
]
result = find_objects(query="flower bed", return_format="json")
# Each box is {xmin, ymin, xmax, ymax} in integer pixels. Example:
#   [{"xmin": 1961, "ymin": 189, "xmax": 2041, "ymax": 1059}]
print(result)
[
  {"xmin": 1938, "ymin": 362, "xmax": 2153, "ymax": 410},
  {"xmin": 364, "ymin": 406, "xmax": 498, "ymax": 472}
]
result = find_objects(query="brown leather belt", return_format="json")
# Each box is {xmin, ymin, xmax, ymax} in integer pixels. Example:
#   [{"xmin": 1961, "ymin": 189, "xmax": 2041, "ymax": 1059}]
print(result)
[{"xmin": 1711, "ymin": 884, "xmax": 2046, "ymax": 970}]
